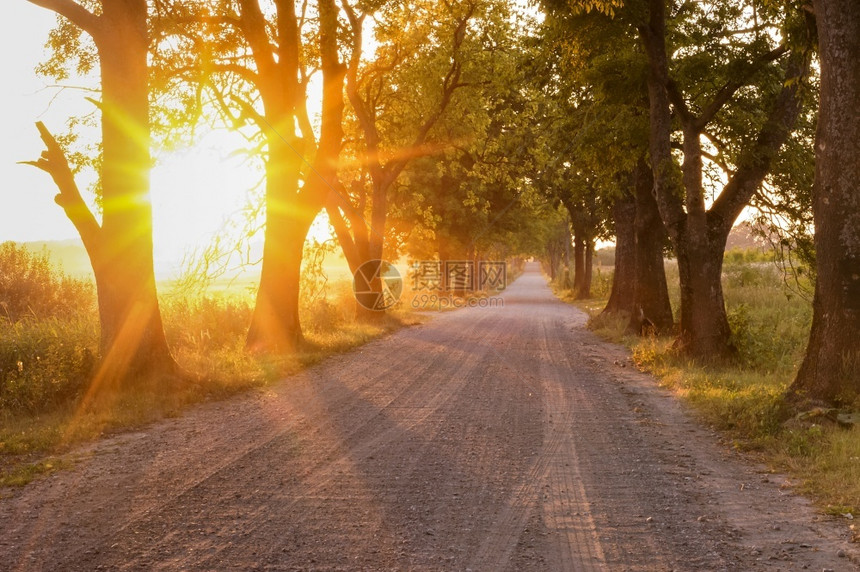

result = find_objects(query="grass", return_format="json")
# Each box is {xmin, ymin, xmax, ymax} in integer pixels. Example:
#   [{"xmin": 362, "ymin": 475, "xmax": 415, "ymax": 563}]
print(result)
[
  {"xmin": 0, "ymin": 247, "xmax": 423, "ymax": 488},
  {"xmin": 568, "ymin": 252, "xmax": 860, "ymax": 517},
  {"xmin": 0, "ymin": 248, "xmax": 519, "ymax": 489}
]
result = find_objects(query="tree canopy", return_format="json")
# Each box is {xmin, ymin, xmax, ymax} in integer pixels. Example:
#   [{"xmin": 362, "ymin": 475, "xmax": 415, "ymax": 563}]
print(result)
[{"xmin": 19, "ymin": 0, "xmax": 859, "ymax": 405}]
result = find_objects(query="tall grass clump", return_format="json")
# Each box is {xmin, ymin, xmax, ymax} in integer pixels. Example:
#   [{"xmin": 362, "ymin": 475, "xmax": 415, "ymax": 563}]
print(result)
[
  {"xmin": 0, "ymin": 239, "xmax": 415, "ymax": 477},
  {"xmin": 0, "ymin": 242, "xmax": 98, "ymax": 417},
  {"xmin": 628, "ymin": 255, "xmax": 812, "ymax": 440}
]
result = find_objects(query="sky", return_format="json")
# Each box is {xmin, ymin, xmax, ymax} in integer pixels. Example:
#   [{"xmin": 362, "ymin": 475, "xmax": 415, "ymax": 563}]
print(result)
[
  {"xmin": 0, "ymin": 5, "xmax": 78, "ymax": 244},
  {"xmin": 0, "ymin": 3, "xmax": 327, "ymax": 276}
]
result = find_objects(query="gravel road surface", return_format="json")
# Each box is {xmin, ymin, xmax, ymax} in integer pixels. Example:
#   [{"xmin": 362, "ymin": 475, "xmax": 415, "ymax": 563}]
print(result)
[{"xmin": 1, "ymin": 262, "xmax": 857, "ymax": 571}]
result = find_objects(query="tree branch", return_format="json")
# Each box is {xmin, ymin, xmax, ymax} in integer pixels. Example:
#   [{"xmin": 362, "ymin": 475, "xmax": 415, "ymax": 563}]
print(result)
[
  {"xmin": 343, "ymin": 1, "xmax": 381, "ymax": 155},
  {"xmin": 229, "ymin": 92, "xmax": 268, "ymax": 132},
  {"xmin": 21, "ymin": 122, "xmax": 101, "ymax": 253},
  {"xmin": 174, "ymin": 61, "xmax": 261, "ymax": 89},
  {"xmin": 709, "ymin": 49, "xmax": 810, "ymax": 232},
  {"xmin": 382, "ymin": 1, "xmax": 476, "ymax": 184},
  {"xmin": 666, "ymin": 78, "xmax": 694, "ymax": 124},
  {"xmin": 26, "ymin": 0, "xmax": 101, "ymax": 37},
  {"xmin": 237, "ymin": 0, "xmax": 277, "ymax": 87},
  {"xmin": 325, "ymin": 192, "xmax": 361, "ymax": 271},
  {"xmin": 696, "ymin": 44, "xmax": 788, "ymax": 128}
]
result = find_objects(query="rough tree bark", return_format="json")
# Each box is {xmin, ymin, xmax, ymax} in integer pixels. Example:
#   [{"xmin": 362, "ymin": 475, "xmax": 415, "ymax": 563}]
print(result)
[
  {"xmin": 582, "ymin": 239, "xmax": 594, "ymax": 299},
  {"xmin": 627, "ymin": 156, "xmax": 674, "ymax": 333},
  {"xmin": 601, "ymin": 187, "xmax": 636, "ymax": 316},
  {"xmin": 560, "ymin": 217, "xmax": 573, "ymax": 290},
  {"xmin": 788, "ymin": 0, "xmax": 860, "ymax": 405},
  {"xmin": 243, "ymin": 0, "xmax": 346, "ymax": 352},
  {"xmin": 571, "ymin": 217, "xmax": 586, "ymax": 296},
  {"xmin": 25, "ymin": 0, "xmax": 178, "ymax": 385},
  {"xmin": 565, "ymin": 196, "xmax": 596, "ymax": 300}
]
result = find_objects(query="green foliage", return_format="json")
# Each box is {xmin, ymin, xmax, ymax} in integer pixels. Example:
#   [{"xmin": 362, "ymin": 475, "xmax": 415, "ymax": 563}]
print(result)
[
  {"xmin": 0, "ymin": 456, "xmax": 75, "ymax": 488},
  {"xmin": 590, "ymin": 267, "xmax": 613, "ymax": 299},
  {"xmin": 724, "ymin": 247, "xmax": 774, "ymax": 266},
  {"xmin": 0, "ymin": 246, "xmax": 415, "ymax": 466},
  {"xmin": 0, "ymin": 317, "xmax": 97, "ymax": 416},
  {"xmin": 574, "ymin": 257, "xmax": 860, "ymax": 511},
  {"xmin": 656, "ymin": 260, "xmax": 812, "ymax": 373},
  {"xmin": 376, "ymin": 0, "xmax": 546, "ymax": 262}
]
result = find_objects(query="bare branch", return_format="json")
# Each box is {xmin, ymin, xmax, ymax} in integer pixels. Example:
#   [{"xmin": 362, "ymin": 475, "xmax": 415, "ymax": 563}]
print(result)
[
  {"xmin": 26, "ymin": 0, "xmax": 101, "ymax": 37},
  {"xmin": 21, "ymin": 122, "xmax": 101, "ymax": 252}
]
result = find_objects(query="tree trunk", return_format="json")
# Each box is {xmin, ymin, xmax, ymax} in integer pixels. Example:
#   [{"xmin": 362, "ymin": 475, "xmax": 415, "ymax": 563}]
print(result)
[
  {"xmin": 628, "ymin": 157, "xmax": 674, "ymax": 334},
  {"xmin": 246, "ymin": 141, "xmax": 313, "ymax": 353},
  {"xmin": 602, "ymin": 188, "xmax": 636, "ymax": 316},
  {"xmin": 90, "ymin": 2, "xmax": 177, "ymax": 380},
  {"xmin": 788, "ymin": 0, "xmax": 860, "ymax": 405},
  {"xmin": 28, "ymin": 0, "xmax": 179, "ymax": 385},
  {"xmin": 639, "ymin": 0, "xmax": 808, "ymax": 358},
  {"xmin": 579, "ymin": 238, "xmax": 593, "ymax": 299},
  {"xmin": 563, "ymin": 225, "xmax": 571, "ymax": 269},
  {"xmin": 246, "ymin": 0, "xmax": 346, "ymax": 351},
  {"xmin": 572, "ymin": 219, "xmax": 585, "ymax": 295},
  {"xmin": 547, "ymin": 244, "xmax": 559, "ymax": 281},
  {"xmin": 246, "ymin": 221, "xmax": 311, "ymax": 352},
  {"xmin": 675, "ymin": 225, "xmax": 734, "ymax": 359}
]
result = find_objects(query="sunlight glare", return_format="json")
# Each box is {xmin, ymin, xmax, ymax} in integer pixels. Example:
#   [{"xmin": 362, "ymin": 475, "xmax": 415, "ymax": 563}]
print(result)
[{"xmin": 150, "ymin": 130, "xmax": 263, "ymax": 279}]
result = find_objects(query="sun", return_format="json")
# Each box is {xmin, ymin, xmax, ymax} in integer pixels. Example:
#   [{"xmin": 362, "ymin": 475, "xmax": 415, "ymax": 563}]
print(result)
[{"xmin": 149, "ymin": 129, "xmax": 335, "ymax": 280}]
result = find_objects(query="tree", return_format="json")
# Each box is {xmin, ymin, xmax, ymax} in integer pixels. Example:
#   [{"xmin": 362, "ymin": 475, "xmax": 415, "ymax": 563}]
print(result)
[
  {"xmin": 626, "ymin": 154, "xmax": 673, "ymax": 333},
  {"xmin": 390, "ymin": 12, "xmax": 550, "ymax": 280},
  {"xmin": 24, "ymin": 0, "xmax": 179, "ymax": 384},
  {"xmin": 325, "ymin": 0, "xmax": 479, "ymax": 317},
  {"xmin": 153, "ymin": 0, "xmax": 347, "ymax": 352},
  {"xmin": 638, "ymin": 0, "xmax": 813, "ymax": 359},
  {"xmin": 788, "ymin": 0, "xmax": 860, "ymax": 405},
  {"xmin": 531, "ymin": 6, "xmax": 671, "ymax": 316}
]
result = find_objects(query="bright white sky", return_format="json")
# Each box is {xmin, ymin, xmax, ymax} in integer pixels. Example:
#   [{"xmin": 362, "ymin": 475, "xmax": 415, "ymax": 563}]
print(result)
[
  {"xmin": 0, "ymin": 5, "xmax": 77, "ymax": 244},
  {"xmin": 0, "ymin": 3, "xmax": 332, "ymax": 278}
]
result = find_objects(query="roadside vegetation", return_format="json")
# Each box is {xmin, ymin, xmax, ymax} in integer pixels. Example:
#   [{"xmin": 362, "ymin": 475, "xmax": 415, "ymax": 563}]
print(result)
[
  {"xmin": 0, "ymin": 242, "xmax": 415, "ymax": 487},
  {"xmin": 0, "ymin": 241, "xmax": 513, "ymax": 488},
  {"xmin": 554, "ymin": 250, "xmax": 860, "ymax": 518}
]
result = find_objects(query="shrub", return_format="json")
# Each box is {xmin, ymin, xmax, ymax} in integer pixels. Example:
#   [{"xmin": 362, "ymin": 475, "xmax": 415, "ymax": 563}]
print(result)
[
  {"xmin": 590, "ymin": 267, "xmax": 613, "ymax": 299},
  {"xmin": 0, "ymin": 243, "xmax": 98, "ymax": 415},
  {"xmin": 0, "ymin": 317, "xmax": 97, "ymax": 415},
  {"xmin": 0, "ymin": 242, "xmax": 94, "ymax": 322}
]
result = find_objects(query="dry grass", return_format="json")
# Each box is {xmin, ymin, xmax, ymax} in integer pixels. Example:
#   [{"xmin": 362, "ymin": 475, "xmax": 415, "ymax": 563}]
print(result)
[{"xmin": 0, "ymin": 262, "xmax": 419, "ymax": 487}]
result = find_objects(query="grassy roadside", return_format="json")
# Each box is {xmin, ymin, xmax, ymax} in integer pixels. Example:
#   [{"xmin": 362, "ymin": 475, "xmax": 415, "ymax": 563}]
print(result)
[
  {"xmin": 0, "ymin": 273, "xmax": 423, "ymax": 490},
  {"xmin": 553, "ymin": 258, "xmax": 860, "ymax": 524},
  {"xmin": 1, "ymin": 249, "xmax": 522, "ymax": 491}
]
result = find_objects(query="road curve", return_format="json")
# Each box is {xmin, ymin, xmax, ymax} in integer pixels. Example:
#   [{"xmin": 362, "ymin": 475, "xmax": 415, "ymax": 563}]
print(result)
[{"xmin": 0, "ymin": 262, "xmax": 856, "ymax": 571}]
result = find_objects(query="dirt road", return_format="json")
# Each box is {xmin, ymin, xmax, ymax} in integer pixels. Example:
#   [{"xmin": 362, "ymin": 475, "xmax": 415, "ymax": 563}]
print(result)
[{"xmin": 1, "ymin": 263, "xmax": 857, "ymax": 571}]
